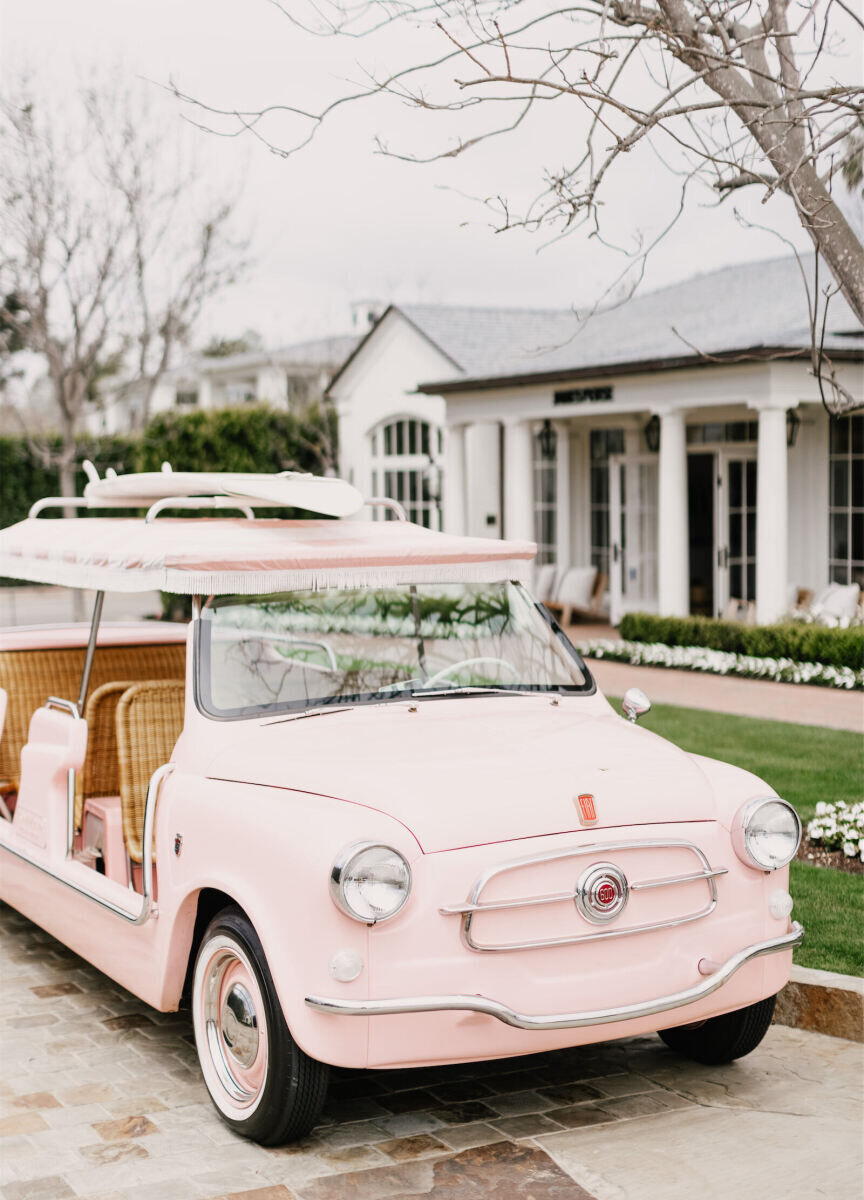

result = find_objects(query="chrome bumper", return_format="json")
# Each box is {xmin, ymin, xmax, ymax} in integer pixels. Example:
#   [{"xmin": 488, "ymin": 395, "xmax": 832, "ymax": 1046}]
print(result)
[{"xmin": 305, "ymin": 923, "xmax": 802, "ymax": 1032}]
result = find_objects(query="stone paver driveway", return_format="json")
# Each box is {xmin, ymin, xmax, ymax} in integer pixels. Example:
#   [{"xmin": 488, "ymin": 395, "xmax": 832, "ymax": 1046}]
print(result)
[{"xmin": 1, "ymin": 902, "xmax": 861, "ymax": 1200}]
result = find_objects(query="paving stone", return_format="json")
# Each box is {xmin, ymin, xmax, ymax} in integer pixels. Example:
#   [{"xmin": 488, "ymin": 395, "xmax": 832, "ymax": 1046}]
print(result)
[
  {"xmin": 57, "ymin": 1083, "xmax": 118, "ymax": 1106},
  {"xmin": 428, "ymin": 1100, "xmax": 499, "ymax": 1125},
  {"xmin": 434, "ymin": 1122, "xmax": 509, "ymax": 1151},
  {"xmin": 0, "ymin": 1112, "xmax": 50, "ymax": 1136},
  {"xmin": 80, "ymin": 1139, "xmax": 151, "ymax": 1166},
  {"xmin": 597, "ymin": 1092, "xmax": 686, "ymax": 1119},
  {"xmin": 312, "ymin": 1120, "xmax": 389, "ymax": 1149},
  {"xmin": 376, "ymin": 1088, "xmax": 440, "ymax": 1114},
  {"xmin": 5, "ymin": 1014, "xmax": 59, "ymax": 1028},
  {"xmin": 295, "ymin": 1140, "xmax": 596, "ymax": 1200},
  {"xmin": 537, "ymin": 1081, "xmax": 605, "ymax": 1107},
  {"xmin": 29, "ymin": 983, "xmax": 84, "ymax": 999},
  {"xmin": 485, "ymin": 1089, "xmax": 551, "ymax": 1116},
  {"xmin": 489, "ymin": 1113, "xmax": 566, "ymax": 1138},
  {"xmin": 10, "ymin": 1092, "xmax": 61, "ymax": 1110},
  {"xmin": 101, "ymin": 1013, "xmax": 155, "ymax": 1032},
  {"xmin": 372, "ymin": 1110, "xmax": 445, "ymax": 1138},
  {"xmin": 375, "ymin": 1133, "xmax": 449, "ymax": 1160},
  {"xmin": 216, "ymin": 1188, "xmax": 298, "ymax": 1200},
  {"xmin": 314, "ymin": 1143, "xmax": 390, "ymax": 1170},
  {"xmin": 317, "ymin": 1096, "xmax": 390, "ymax": 1123},
  {"xmin": 1, "ymin": 1177, "xmax": 76, "ymax": 1200},
  {"xmin": 544, "ymin": 1104, "xmax": 619, "ymax": 1129},
  {"xmin": 92, "ymin": 1114, "xmax": 160, "ymax": 1141},
  {"xmin": 591, "ymin": 1073, "xmax": 660, "ymax": 1098},
  {"xmin": 44, "ymin": 1103, "xmax": 115, "ymax": 1128}
]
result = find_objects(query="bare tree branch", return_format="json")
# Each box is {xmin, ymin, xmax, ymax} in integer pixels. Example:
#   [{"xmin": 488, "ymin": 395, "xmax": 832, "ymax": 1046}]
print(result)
[{"xmin": 0, "ymin": 76, "xmax": 250, "ymax": 488}]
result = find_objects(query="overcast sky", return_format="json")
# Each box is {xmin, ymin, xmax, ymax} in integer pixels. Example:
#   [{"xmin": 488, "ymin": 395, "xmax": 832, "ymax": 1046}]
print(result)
[{"xmin": 2, "ymin": 0, "xmax": 861, "ymax": 347}]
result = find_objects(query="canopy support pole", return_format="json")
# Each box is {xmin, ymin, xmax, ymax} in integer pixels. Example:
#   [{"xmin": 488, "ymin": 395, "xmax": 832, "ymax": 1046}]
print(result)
[{"xmin": 77, "ymin": 591, "xmax": 105, "ymax": 715}]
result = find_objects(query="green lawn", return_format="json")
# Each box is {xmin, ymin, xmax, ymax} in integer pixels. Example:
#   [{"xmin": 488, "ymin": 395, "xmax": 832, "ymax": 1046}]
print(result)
[{"xmin": 609, "ymin": 697, "xmax": 864, "ymax": 976}]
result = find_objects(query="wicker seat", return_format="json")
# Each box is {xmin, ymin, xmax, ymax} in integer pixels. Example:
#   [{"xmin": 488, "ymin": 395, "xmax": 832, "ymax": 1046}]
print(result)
[
  {"xmin": 76, "ymin": 681, "xmax": 136, "ymax": 830},
  {"xmin": 0, "ymin": 643, "xmax": 185, "ymax": 790},
  {"xmin": 116, "ymin": 680, "xmax": 185, "ymax": 864}
]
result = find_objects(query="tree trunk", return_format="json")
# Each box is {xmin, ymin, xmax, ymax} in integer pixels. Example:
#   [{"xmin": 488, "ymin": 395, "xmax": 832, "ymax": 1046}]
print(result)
[{"xmin": 782, "ymin": 161, "xmax": 864, "ymax": 326}]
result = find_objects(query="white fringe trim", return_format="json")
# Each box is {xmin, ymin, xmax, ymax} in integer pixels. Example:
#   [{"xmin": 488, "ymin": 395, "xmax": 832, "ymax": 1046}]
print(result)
[{"xmin": 0, "ymin": 553, "xmax": 531, "ymax": 595}]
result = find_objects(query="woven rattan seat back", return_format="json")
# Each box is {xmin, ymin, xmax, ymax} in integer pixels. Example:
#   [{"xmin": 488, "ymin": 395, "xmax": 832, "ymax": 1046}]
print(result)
[
  {"xmin": 116, "ymin": 680, "xmax": 185, "ymax": 863},
  {"xmin": 0, "ymin": 643, "xmax": 185, "ymax": 788},
  {"xmin": 77, "ymin": 681, "xmax": 136, "ymax": 829}
]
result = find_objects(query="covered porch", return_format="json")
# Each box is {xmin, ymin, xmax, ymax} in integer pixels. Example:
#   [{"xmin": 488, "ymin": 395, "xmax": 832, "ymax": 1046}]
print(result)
[{"xmin": 442, "ymin": 379, "xmax": 825, "ymax": 627}]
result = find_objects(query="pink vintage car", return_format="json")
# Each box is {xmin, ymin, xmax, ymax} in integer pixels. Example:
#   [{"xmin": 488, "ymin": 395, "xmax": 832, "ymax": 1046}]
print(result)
[{"xmin": 0, "ymin": 468, "xmax": 802, "ymax": 1145}]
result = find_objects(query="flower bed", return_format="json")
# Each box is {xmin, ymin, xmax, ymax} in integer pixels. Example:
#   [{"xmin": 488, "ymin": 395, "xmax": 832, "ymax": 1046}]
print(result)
[
  {"xmin": 617, "ymin": 612, "xmax": 864, "ymax": 670},
  {"xmin": 575, "ymin": 637, "xmax": 864, "ymax": 690},
  {"xmin": 807, "ymin": 801, "xmax": 864, "ymax": 862}
]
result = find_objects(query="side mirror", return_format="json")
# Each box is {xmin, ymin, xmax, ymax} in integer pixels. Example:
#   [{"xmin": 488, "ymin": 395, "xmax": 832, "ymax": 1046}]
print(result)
[{"xmin": 622, "ymin": 687, "xmax": 651, "ymax": 723}]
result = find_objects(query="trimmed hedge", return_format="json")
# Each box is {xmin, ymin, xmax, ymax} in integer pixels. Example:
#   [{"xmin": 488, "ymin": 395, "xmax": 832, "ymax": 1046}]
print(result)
[
  {"xmin": 618, "ymin": 612, "xmax": 864, "ymax": 671},
  {"xmin": 0, "ymin": 404, "xmax": 335, "ymax": 532},
  {"xmin": 0, "ymin": 435, "xmax": 137, "ymax": 529},
  {"xmin": 135, "ymin": 404, "xmax": 334, "ymax": 477}
]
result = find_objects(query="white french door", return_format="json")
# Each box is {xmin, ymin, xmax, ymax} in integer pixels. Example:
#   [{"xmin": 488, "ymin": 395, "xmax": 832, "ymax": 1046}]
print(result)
[
  {"xmin": 609, "ymin": 455, "xmax": 659, "ymax": 626},
  {"xmin": 715, "ymin": 450, "xmax": 757, "ymax": 617}
]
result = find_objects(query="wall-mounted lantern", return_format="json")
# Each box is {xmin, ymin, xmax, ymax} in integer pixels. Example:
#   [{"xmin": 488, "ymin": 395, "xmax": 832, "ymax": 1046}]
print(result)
[
  {"xmin": 786, "ymin": 409, "xmax": 801, "ymax": 448},
  {"xmin": 644, "ymin": 414, "xmax": 661, "ymax": 453},
  {"xmin": 538, "ymin": 419, "xmax": 557, "ymax": 461}
]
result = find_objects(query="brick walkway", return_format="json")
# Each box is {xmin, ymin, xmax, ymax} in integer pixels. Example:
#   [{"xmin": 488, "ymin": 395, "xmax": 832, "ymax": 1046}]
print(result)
[
  {"xmin": 586, "ymin": 658, "xmax": 863, "ymax": 732},
  {"xmin": 1, "ymin": 903, "xmax": 861, "ymax": 1200}
]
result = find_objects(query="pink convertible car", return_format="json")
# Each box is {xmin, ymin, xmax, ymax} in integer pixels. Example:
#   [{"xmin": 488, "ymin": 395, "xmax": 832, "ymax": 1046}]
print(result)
[{"xmin": 0, "ymin": 469, "xmax": 802, "ymax": 1144}]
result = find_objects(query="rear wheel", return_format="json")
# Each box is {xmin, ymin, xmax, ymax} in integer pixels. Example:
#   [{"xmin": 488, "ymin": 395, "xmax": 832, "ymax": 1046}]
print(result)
[
  {"xmin": 192, "ymin": 906, "xmax": 329, "ymax": 1144},
  {"xmin": 659, "ymin": 995, "xmax": 776, "ymax": 1065}
]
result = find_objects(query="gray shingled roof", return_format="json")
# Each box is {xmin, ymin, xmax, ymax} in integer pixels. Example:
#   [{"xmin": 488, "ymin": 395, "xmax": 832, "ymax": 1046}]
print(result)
[
  {"xmin": 195, "ymin": 335, "xmax": 360, "ymax": 375},
  {"xmin": 399, "ymin": 255, "xmax": 862, "ymax": 389}
]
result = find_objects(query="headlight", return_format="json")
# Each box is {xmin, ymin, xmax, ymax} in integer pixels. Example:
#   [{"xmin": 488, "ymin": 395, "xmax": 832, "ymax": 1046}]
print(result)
[
  {"xmin": 733, "ymin": 798, "xmax": 801, "ymax": 870},
  {"xmin": 330, "ymin": 842, "xmax": 412, "ymax": 923}
]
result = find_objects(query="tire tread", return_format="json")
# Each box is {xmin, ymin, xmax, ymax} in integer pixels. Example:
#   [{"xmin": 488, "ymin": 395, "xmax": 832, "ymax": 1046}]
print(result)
[{"xmin": 659, "ymin": 995, "xmax": 776, "ymax": 1065}]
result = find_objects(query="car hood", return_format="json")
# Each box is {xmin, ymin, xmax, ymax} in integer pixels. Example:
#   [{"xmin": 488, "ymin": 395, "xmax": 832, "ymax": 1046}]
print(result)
[{"xmin": 199, "ymin": 695, "xmax": 717, "ymax": 853}]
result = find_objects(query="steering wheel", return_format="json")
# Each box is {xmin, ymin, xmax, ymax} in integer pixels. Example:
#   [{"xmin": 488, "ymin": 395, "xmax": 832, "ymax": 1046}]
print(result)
[{"xmin": 422, "ymin": 657, "xmax": 520, "ymax": 689}]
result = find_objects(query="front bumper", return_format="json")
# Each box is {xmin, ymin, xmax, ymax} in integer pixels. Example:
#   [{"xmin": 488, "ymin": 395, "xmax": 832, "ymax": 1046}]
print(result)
[{"xmin": 306, "ymin": 922, "xmax": 802, "ymax": 1032}]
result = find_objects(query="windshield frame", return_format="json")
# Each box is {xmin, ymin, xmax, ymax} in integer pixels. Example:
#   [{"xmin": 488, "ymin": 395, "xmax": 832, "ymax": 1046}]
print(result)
[{"xmin": 193, "ymin": 581, "xmax": 596, "ymax": 722}]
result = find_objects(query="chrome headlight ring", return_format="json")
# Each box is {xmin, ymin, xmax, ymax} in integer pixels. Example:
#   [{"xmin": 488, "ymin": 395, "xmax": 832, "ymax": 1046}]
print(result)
[
  {"xmin": 732, "ymin": 797, "xmax": 802, "ymax": 871},
  {"xmin": 329, "ymin": 841, "xmax": 412, "ymax": 924}
]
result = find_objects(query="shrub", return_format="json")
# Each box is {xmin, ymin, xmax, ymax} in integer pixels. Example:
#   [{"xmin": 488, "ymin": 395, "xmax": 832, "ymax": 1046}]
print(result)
[
  {"xmin": 618, "ymin": 612, "xmax": 864, "ymax": 670},
  {"xmin": 0, "ymin": 405, "xmax": 335, "ymax": 532}
]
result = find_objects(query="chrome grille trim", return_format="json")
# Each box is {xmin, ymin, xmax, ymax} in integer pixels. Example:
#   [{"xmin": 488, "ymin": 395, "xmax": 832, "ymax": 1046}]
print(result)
[{"xmin": 440, "ymin": 838, "xmax": 727, "ymax": 953}]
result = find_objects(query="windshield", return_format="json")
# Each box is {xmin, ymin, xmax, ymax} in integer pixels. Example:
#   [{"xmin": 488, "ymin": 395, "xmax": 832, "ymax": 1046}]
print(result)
[{"xmin": 196, "ymin": 582, "xmax": 592, "ymax": 719}]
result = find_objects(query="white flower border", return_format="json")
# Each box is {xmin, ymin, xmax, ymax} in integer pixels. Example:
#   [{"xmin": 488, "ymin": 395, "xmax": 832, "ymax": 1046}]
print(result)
[
  {"xmin": 808, "ymin": 801, "xmax": 864, "ymax": 861},
  {"xmin": 575, "ymin": 638, "xmax": 864, "ymax": 691}
]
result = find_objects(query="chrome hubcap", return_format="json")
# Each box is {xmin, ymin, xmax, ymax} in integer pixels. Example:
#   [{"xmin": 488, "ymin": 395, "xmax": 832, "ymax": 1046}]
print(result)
[
  {"xmin": 197, "ymin": 940, "xmax": 268, "ymax": 1109},
  {"xmin": 220, "ymin": 983, "xmax": 259, "ymax": 1068}
]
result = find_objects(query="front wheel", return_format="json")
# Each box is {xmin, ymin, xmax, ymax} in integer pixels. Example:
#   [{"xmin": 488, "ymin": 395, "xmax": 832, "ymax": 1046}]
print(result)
[
  {"xmin": 192, "ymin": 906, "xmax": 329, "ymax": 1144},
  {"xmin": 658, "ymin": 994, "xmax": 776, "ymax": 1065}
]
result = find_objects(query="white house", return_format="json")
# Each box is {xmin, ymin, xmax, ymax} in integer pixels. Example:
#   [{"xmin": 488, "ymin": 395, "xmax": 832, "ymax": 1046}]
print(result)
[
  {"xmin": 329, "ymin": 256, "xmax": 863, "ymax": 626},
  {"xmin": 90, "ymin": 335, "xmax": 358, "ymax": 435}
]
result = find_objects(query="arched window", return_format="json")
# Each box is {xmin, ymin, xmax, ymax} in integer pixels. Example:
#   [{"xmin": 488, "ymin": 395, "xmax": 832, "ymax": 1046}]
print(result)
[{"xmin": 370, "ymin": 417, "xmax": 443, "ymax": 528}]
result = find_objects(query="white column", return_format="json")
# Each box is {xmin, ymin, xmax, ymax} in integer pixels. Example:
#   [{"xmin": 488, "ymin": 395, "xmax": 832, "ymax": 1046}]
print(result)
[
  {"xmin": 503, "ymin": 419, "xmax": 535, "ymax": 543},
  {"xmin": 755, "ymin": 406, "xmax": 788, "ymax": 624},
  {"xmin": 553, "ymin": 420, "xmax": 571, "ymax": 567},
  {"xmin": 197, "ymin": 377, "xmax": 213, "ymax": 410},
  {"xmin": 443, "ymin": 423, "xmax": 468, "ymax": 536},
  {"xmin": 657, "ymin": 408, "xmax": 689, "ymax": 616}
]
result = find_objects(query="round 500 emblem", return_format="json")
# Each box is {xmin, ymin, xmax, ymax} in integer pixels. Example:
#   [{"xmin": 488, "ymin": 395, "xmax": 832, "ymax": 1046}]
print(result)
[{"xmin": 575, "ymin": 862, "xmax": 629, "ymax": 924}]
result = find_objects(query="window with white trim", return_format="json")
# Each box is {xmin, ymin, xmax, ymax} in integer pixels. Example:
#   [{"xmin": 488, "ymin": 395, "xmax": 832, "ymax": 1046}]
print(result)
[
  {"xmin": 589, "ymin": 429, "xmax": 626, "ymax": 577},
  {"xmin": 369, "ymin": 417, "xmax": 443, "ymax": 528},
  {"xmin": 829, "ymin": 414, "xmax": 864, "ymax": 588},
  {"xmin": 533, "ymin": 427, "xmax": 557, "ymax": 564}
]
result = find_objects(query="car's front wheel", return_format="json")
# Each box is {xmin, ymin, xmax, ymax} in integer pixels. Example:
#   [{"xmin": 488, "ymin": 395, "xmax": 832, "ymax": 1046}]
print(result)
[
  {"xmin": 658, "ymin": 994, "xmax": 776, "ymax": 1065},
  {"xmin": 192, "ymin": 906, "xmax": 329, "ymax": 1144}
]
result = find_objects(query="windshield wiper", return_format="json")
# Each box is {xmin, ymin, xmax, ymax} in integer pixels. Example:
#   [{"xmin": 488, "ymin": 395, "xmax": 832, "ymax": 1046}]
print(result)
[
  {"xmin": 264, "ymin": 705, "xmax": 356, "ymax": 725},
  {"xmin": 411, "ymin": 686, "xmax": 552, "ymax": 698}
]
